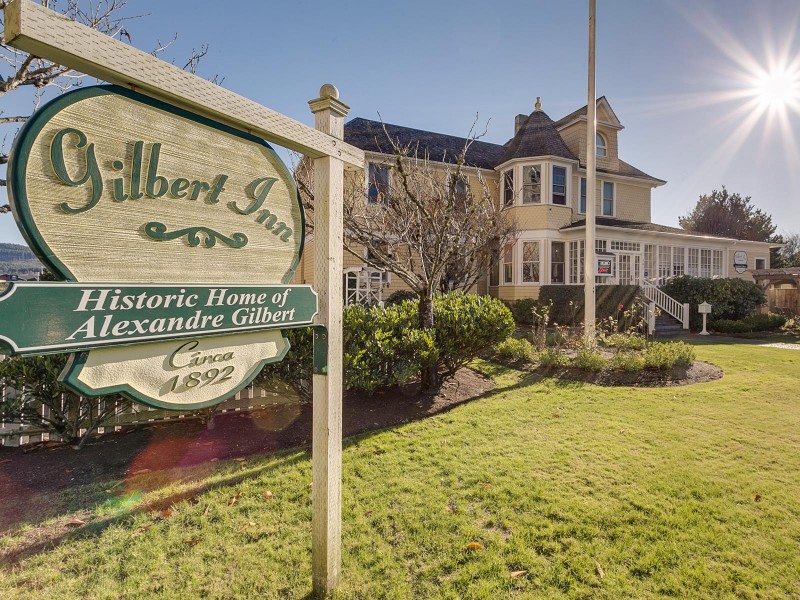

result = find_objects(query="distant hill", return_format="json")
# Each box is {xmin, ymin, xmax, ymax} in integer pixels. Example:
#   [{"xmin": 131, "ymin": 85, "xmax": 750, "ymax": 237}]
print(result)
[{"xmin": 0, "ymin": 242, "xmax": 43, "ymax": 276}]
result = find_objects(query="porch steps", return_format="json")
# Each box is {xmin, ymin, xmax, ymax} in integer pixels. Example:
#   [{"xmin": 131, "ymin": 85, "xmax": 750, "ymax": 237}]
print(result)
[{"xmin": 654, "ymin": 314, "xmax": 684, "ymax": 338}]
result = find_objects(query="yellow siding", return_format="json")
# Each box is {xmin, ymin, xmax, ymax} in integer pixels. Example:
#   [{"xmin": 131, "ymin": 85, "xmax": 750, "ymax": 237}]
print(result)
[
  {"xmin": 507, "ymin": 205, "xmax": 573, "ymax": 230},
  {"xmin": 490, "ymin": 286, "xmax": 541, "ymax": 301},
  {"xmin": 558, "ymin": 121, "xmax": 619, "ymax": 171},
  {"xmin": 568, "ymin": 177, "xmax": 650, "ymax": 223}
]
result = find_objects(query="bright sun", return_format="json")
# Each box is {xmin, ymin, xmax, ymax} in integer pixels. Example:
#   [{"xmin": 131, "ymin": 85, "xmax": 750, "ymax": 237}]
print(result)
[{"xmin": 755, "ymin": 68, "xmax": 800, "ymax": 109}]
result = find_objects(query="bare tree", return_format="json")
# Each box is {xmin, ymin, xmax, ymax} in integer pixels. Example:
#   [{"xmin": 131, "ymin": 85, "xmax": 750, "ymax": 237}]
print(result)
[
  {"xmin": 298, "ymin": 122, "xmax": 516, "ymax": 390},
  {"xmin": 0, "ymin": 0, "xmax": 215, "ymax": 200}
]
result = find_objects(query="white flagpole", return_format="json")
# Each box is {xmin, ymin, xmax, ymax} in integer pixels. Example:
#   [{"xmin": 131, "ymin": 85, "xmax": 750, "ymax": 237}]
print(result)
[{"xmin": 584, "ymin": 0, "xmax": 597, "ymax": 341}]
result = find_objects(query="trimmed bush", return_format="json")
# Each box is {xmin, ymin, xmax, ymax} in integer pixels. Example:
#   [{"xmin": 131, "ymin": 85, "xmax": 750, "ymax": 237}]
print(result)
[
  {"xmin": 608, "ymin": 351, "xmax": 645, "ymax": 372},
  {"xmin": 434, "ymin": 292, "xmax": 515, "ymax": 376},
  {"xmin": 505, "ymin": 298, "xmax": 539, "ymax": 326},
  {"xmin": 712, "ymin": 312, "xmax": 787, "ymax": 334},
  {"xmin": 385, "ymin": 290, "xmax": 417, "ymax": 306},
  {"xmin": 602, "ymin": 333, "xmax": 646, "ymax": 351},
  {"xmin": 538, "ymin": 348, "xmax": 571, "ymax": 368},
  {"xmin": 538, "ymin": 285, "xmax": 640, "ymax": 326},
  {"xmin": 660, "ymin": 276, "xmax": 765, "ymax": 330},
  {"xmin": 494, "ymin": 337, "xmax": 533, "ymax": 361},
  {"xmin": 573, "ymin": 348, "xmax": 606, "ymax": 371},
  {"xmin": 255, "ymin": 326, "xmax": 313, "ymax": 395},
  {"xmin": 641, "ymin": 342, "xmax": 695, "ymax": 370}
]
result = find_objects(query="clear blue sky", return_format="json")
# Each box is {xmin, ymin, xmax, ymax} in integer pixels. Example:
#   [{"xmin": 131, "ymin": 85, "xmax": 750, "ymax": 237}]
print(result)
[{"xmin": 2, "ymin": 0, "xmax": 799, "ymax": 245}]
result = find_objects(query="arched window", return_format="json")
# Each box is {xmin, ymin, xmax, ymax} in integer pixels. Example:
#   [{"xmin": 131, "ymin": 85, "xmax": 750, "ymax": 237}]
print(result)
[{"xmin": 596, "ymin": 132, "xmax": 607, "ymax": 157}]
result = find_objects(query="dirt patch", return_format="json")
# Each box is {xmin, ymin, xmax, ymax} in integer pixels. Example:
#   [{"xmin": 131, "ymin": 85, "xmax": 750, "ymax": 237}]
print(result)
[
  {"xmin": 527, "ymin": 360, "xmax": 723, "ymax": 387},
  {"xmin": 0, "ymin": 367, "xmax": 493, "ymax": 539}
]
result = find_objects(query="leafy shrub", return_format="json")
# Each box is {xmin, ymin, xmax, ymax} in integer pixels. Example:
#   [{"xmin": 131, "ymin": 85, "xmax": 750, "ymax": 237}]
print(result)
[
  {"xmin": 748, "ymin": 313, "xmax": 787, "ymax": 331},
  {"xmin": 256, "ymin": 327, "xmax": 313, "ymax": 395},
  {"xmin": 343, "ymin": 302, "xmax": 437, "ymax": 394},
  {"xmin": 573, "ymin": 348, "xmax": 606, "ymax": 371},
  {"xmin": 505, "ymin": 298, "xmax": 539, "ymax": 326},
  {"xmin": 433, "ymin": 292, "xmax": 515, "ymax": 376},
  {"xmin": 538, "ymin": 285, "xmax": 640, "ymax": 326},
  {"xmin": 494, "ymin": 337, "xmax": 533, "ymax": 361},
  {"xmin": 546, "ymin": 330, "xmax": 569, "ymax": 347},
  {"xmin": 0, "ymin": 354, "xmax": 132, "ymax": 449},
  {"xmin": 602, "ymin": 333, "xmax": 646, "ymax": 351},
  {"xmin": 537, "ymin": 348, "xmax": 570, "ymax": 368},
  {"xmin": 641, "ymin": 342, "xmax": 695, "ymax": 370},
  {"xmin": 608, "ymin": 351, "xmax": 645, "ymax": 372},
  {"xmin": 710, "ymin": 319, "xmax": 752, "ymax": 334},
  {"xmin": 660, "ymin": 276, "xmax": 766, "ymax": 330},
  {"xmin": 712, "ymin": 312, "xmax": 787, "ymax": 334},
  {"xmin": 385, "ymin": 290, "xmax": 418, "ymax": 306}
]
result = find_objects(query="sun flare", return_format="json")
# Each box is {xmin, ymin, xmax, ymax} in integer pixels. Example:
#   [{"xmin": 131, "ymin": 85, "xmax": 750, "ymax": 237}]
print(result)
[{"xmin": 754, "ymin": 67, "xmax": 800, "ymax": 110}]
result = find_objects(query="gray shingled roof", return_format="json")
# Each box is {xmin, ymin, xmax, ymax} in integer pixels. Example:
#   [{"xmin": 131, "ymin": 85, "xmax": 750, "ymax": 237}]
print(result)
[
  {"xmin": 499, "ymin": 110, "xmax": 577, "ymax": 165},
  {"xmin": 344, "ymin": 117, "xmax": 505, "ymax": 170},
  {"xmin": 597, "ymin": 160, "xmax": 665, "ymax": 184}
]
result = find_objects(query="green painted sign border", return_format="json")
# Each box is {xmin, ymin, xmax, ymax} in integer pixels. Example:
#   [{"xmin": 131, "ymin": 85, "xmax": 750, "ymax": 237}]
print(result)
[
  {"xmin": 60, "ymin": 336, "xmax": 292, "ymax": 411},
  {"xmin": 6, "ymin": 84, "xmax": 306, "ymax": 284}
]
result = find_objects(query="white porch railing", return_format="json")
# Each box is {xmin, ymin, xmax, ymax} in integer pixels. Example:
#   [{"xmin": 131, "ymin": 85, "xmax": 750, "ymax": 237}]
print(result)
[{"xmin": 641, "ymin": 281, "xmax": 689, "ymax": 329}]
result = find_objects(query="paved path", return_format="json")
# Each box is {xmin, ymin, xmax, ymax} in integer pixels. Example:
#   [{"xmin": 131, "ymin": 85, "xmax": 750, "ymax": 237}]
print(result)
[{"xmin": 759, "ymin": 342, "xmax": 800, "ymax": 350}]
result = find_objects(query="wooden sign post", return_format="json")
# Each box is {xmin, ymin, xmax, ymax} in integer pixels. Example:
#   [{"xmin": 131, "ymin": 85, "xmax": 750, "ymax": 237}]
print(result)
[{"xmin": 2, "ymin": 0, "xmax": 360, "ymax": 594}]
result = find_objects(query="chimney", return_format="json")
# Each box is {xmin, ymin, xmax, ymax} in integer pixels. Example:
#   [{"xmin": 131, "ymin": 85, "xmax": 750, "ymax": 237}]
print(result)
[{"xmin": 514, "ymin": 114, "xmax": 527, "ymax": 135}]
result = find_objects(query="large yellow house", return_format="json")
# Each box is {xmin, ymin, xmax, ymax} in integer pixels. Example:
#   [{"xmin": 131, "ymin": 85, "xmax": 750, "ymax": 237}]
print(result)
[{"xmin": 295, "ymin": 97, "xmax": 775, "ymax": 307}]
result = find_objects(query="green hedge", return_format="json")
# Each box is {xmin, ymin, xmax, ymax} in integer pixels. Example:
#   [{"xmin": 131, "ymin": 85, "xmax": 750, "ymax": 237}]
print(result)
[
  {"xmin": 712, "ymin": 313, "xmax": 787, "ymax": 334},
  {"xmin": 258, "ymin": 293, "xmax": 513, "ymax": 394},
  {"xmin": 659, "ymin": 276, "xmax": 766, "ymax": 331}
]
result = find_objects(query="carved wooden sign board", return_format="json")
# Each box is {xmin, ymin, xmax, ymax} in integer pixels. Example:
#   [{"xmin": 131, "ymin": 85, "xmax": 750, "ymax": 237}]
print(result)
[{"xmin": 2, "ymin": 85, "xmax": 316, "ymax": 409}]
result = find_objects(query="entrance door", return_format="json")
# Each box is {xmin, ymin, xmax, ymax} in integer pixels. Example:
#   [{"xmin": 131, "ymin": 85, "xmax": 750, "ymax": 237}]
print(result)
[{"xmin": 617, "ymin": 253, "xmax": 641, "ymax": 285}]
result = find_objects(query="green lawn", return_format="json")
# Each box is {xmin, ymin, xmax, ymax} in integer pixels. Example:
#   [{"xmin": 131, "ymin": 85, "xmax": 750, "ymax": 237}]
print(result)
[{"xmin": 2, "ymin": 341, "xmax": 800, "ymax": 599}]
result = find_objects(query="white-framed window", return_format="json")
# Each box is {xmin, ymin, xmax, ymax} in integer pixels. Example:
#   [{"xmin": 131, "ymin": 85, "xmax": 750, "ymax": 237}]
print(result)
[
  {"xmin": 611, "ymin": 241, "xmax": 641, "ymax": 251},
  {"xmin": 712, "ymin": 250, "xmax": 723, "ymax": 277},
  {"xmin": 551, "ymin": 241, "xmax": 565, "ymax": 284},
  {"xmin": 644, "ymin": 244, "xmax": 656, "ymax": 280},
  {"xmin": 602, "ymin": 181, "xmax": 614, "ymax": 216},
  {"xmin": 502, "ymin": 243, "xmax": 514, "ymax": 284},
  {"xmin": 755, "ymin": 257, "xmax": 766, "ymax": 270},
  {"xmin": 579, "ymin": 177, "xmax": 587, "ymax": 214},
  {"xmin": 700, "ymin": 249, "xmax": 712, "ymax": 278},
  {"xmin": 502, "ymin": 169, "xmax": 514, "ymax": 207},
  {"xmin": 569, "ymin": 240, "xmax": 584, "ymax": 284},
  {"xmin": 522, "ymin": 165, "xmax": 542, "ymax": 204},
  {"xmin": 552, "ymin": 166, "xmax": 567, "ymax": 205},
  {"xmin": 367, "ymin": 162, "xmax": 390, "ymax": 205},
  {"xmin": 596, "ymin": 132, "xmax": 607, "ymax": 157},
  {"xmin": 673, "ymin": 248, "xmax": 685, "ymax": 276},
  {"xmin": 521, "ymin": 241, "xmax": 540, "ymax": 283},
  {"xmin": 450, "ymin": 174, "xmax": 469, "ymax": 211},
  {"xmin": 688, "ymin": 248, "xmax": 699, "ymax": 276},
  {"xmin": 658, "ymin": 245, "xmax": 671, "ymax": 281},
  {"xmin": 365, "ymin": 247, "xmax": 390, "ymax": 284}
]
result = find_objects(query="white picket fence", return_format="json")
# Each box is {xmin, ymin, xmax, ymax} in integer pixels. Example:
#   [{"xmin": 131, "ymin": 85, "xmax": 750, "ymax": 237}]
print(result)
[{"xmin": 0, "ymin": 379, "xmax": 301, "ymax": 447}]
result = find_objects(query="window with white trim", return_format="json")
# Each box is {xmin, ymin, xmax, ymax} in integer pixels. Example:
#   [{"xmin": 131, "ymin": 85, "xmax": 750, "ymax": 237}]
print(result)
[
  {"xmin": 502, "ymin": 243, "xmax": 514, "ymax": 284},
  {"xmin": 569, "ymin": 240, "xmax": 584, "ymax": 284},
  {"xmin": 522, "ymin": 241, "xmax": 540, "ymax": 283},
  {"xmin": 658, "ymin": 246, "xmax": 671, "ymax": 281},
  {"xmin": 502, "ymin": 170, "xmax": 514, "ymax": 207},
  {"xmin": 673, "ymin": 248, "xmax": 685, "ymax": 276},
  {"xmin": 602, "ymin": 181, "xmax": 614, "ymax": 216},
  {"xmin": 712, "ymin": 250, "xmax": 723, "ymax": 276},
  {"xmin": 644, "ymin": 244, "xmax": 656, "ymax": 280},
  {"xmin": 596, "ymin": 132, "xmax": 607, "ymax": 157},
  {"xmin": 579, "ymin": 177, "xmax": 587, "ymax": 214},
  {"xmin": 611, "ymin": 241, "xmax": 640, "ymax": 251},
  {"xmin": 367, "ymin": 163, "xmax": 390, "ymax": 205},
  {"xmin": 688, "ymin": 248, "xmax": 699, "ymax": 276},
  {"xmin": 700, "ymin": 249, "xmax": 712, "ymax": 278},
  {"xmin": 551, "ymin": 241, "xmax": 565, "ymax": 284},
  {"xmin": 755, "ymin": 257, "xmax": 766, "ymax": 270},
  {"xmin": 552, "ymin": 166, "xmax": 567, "ymax": 205},
  {"xmin": 522, "ymin": 165, "xmax": 542, "ymax": 204}
]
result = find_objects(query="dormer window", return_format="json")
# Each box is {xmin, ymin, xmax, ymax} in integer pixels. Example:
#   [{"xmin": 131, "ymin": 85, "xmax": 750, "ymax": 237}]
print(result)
[
  {"xmin": 522, "ymin": 165, "xmax": 541, "ymax": 204},
  {"xmin": 596, "ymin": 133, "xmax": 607, "ymax": 157}
]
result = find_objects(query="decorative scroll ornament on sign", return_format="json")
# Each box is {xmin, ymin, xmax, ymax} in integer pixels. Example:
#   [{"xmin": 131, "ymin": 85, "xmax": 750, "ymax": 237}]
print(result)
[{"xmin": 4, "ymin": 85, "xmax": 312, "ymax": 409}]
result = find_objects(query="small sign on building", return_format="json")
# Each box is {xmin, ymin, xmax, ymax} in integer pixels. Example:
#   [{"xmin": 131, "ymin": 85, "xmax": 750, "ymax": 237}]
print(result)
[
  {"xmin": 596, "ymin": 254, "xmax": 614, "ymax": 277},
  {"xmin": 734, "ymin": 250, "xmax": 748, "ymax": 274}
]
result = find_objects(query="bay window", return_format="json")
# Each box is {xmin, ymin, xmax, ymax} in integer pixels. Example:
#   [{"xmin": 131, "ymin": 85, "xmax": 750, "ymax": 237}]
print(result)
[
  {"xmin": 551, "ymin": 241, "xmax": 565, "ymax": 283},
  {"xmin": 502, "ymin": 170, "xmax": 514, "ymax": 207},
  {"xmin": 522, "ymin": 165, "xmax": 542, "ymax": 204},
  {"xmin": 552, "ymin": 166, "xmax": 567, "ymax": 205},
  {"xmin": 522, "ymin": 241, "xmax": 540, "ymax": 283}
]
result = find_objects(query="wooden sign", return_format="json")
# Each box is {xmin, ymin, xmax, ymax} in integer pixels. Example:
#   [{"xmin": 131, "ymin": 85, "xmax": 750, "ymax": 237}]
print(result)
[
  {"xmin": 734, "ymin": 250, "xmax": 748, "ymax": 274},
  {"xmin": 5, "ymin": 84, "xmax": 312, "ymax": 408},
  {"xmin": 0, "ymin": 282, "xmax": 317, "ymax": 355},
  {"xmin": 8, "ymin": 85, "xmax": 303, "ymax": 284}
]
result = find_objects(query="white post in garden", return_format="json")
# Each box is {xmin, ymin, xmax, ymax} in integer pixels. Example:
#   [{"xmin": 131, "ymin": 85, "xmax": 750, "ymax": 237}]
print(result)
[
  {"xmin": 584, "ymin": 0, "xmax": 597, "ymax": 341},
  {"xmin": 309, "ymin": 84, "xmax": 349, "ymax": 596},
  {"xmin": 682, "ymin": 302, "xmax": 690, "ymax": 330},
  {"xmin": 699, "ymin": 302, "xmax": 712, "ymax": 335}
]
